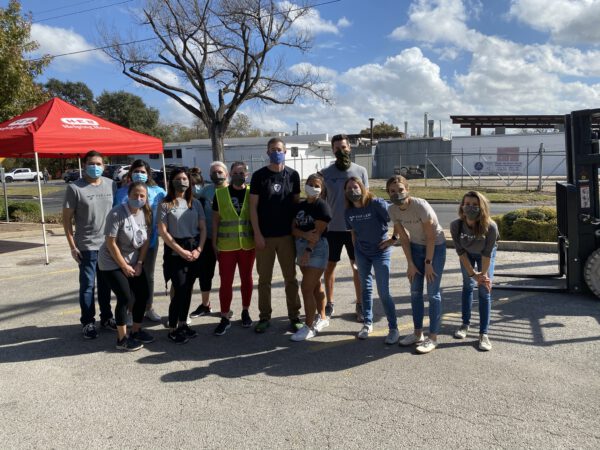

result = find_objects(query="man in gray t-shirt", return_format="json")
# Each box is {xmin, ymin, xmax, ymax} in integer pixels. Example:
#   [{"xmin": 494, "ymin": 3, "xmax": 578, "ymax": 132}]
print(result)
[
  {"xmin": 319, "ymin": 134, "xmax": 368, "ymax": 320},
  {"xmin": 63, "ymin": 150, "xmax": 116, "ymax": 339}
]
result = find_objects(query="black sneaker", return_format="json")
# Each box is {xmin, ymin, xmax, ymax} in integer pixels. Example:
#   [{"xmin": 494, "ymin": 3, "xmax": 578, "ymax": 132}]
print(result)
[
  {"xmin": 189, "ymin": 304, "xmax": 212, "ymax": 318},
  {"xmin": 82, "ymin": 323, "xmax": 98, "ymax": 339},
  {"xmin": 168, "ymin": 330, "xmax": 189, "ymax": 344},
  {"xmin": 241, "ymin": 309, "xmax": 253, "ymax": 328},
  {"xmin": 116, "ymin": 336, "xmax": 143, "ymax": 352},
  {"xmin": 178, "ymin": 324, "xmax": 198, "ymax": 339},
  {"xmin": 289, "ymin": 318, "xmax": 303, "ymax": 333},
  {"xmin": 254, "ymin": 319, "xmax": 270, "ymax": 334},
  {"xmin": 100, "ymin": 317, "xmax": 117, "ymax": 331},
  {"xmin": 214, "ymin": 317, "xmax": 231, "ymax": 336},
  {"xmin": 131, "ymin": 329, "xmax": 155, "ymax": 344},
  {"xmin": 325, "ymin": 302, "xmax": 335, "ymax": 318}
]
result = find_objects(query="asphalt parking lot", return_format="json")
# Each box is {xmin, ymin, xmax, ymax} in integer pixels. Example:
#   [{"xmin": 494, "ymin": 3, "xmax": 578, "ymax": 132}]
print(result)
[{"xmin": 1, "ymin": 225, "xmax": 599, "ymax": 449}]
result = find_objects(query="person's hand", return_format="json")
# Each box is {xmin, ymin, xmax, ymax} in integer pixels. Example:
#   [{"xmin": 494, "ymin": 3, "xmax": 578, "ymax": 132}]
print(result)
[
  {"xmin": 299, "ymin": 251, "xmax": 310, "ymax": 267},
  {"xmin": 178, "ymin": 248, "xmax": 194, "ymax": 261},
  {"xmin": 191, "ymin": 248, "xmax": 202, "ymax": 261},
  {"xmin": 70, "ymin": 247, "xmax": 82, "ymax": 264},
  {"xmin": 304, "ymin": 230, "xmax": 319, "ymax": 245},
  {"xmin": 476, "ymin": 273, "xmax": 492, "ymax": 292},
  {"xmin": 406, "ymin": 263, "xmax": 421, "ymax": 283},
  {"xmin": 424, "ymin": 263, "xmax": 437, "ymax": 283},
  {"xmin": 134, "ymin": 262, "xmax": 143, "ymax": 277},
  {"xmin": 121, "ymin": 264, "xmax": 136, "ymax": 277},
  {"xmin": 255, "ymin": 234, "xmax": 266, "ymax": 251},
  {"xmin": 378, "ymin": 238, "xmax": 393, "ymax": 250}
]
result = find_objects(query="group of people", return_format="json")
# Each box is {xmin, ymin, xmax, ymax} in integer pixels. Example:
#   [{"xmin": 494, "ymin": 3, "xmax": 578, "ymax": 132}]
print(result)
[{"xmin": 63, "ymin": 134, "xmax": 498, "ymax": 353}]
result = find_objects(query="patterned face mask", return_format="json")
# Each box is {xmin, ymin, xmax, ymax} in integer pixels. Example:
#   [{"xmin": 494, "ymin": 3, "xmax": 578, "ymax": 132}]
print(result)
[{"xmin": 463, "ymin": 205, "xmax": 481, "ymax": 220}]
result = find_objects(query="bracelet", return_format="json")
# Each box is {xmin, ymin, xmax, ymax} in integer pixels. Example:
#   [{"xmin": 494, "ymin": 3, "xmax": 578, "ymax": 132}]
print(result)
[{"xmin": 136, "ymin": 261, "xmax": 143, "ymax": 266}]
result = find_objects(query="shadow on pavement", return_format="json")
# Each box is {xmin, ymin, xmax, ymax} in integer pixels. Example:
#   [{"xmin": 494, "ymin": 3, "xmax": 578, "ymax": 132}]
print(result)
[{"xmin": 0, "ymin": 240, "xmax": 44, "ymax": 254}]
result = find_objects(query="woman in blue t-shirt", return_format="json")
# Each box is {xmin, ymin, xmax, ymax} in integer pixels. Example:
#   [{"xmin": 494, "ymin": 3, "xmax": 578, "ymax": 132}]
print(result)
[
  {"xmin": 290, "ymin": 173, "xmax": 332, "ymax": 341},
  {"xmin": 343, "ymin": 177, "xmax": 399, "ymax": 344}
]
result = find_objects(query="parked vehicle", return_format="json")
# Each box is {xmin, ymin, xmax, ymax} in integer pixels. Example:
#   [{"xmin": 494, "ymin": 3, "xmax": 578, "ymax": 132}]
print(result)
[
  {"xmin": 3, "ymin": 168, "xmax": 43, "ymax": 183},
  {"xmin": 394, "ymin": 166, "xmax": 425, "ymax": 179},
  {"xmin": 102, "ymin": 164, "xmax": 120, "ymax": 180},
  {"xmin": 63, "ymin": 169, "xmax": 81, "ymax": 183}
]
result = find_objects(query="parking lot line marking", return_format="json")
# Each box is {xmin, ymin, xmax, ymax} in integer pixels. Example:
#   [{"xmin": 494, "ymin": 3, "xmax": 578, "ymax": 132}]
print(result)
[{"xmin": 0, "ymin": 268, "xmax": 77, "ymax": 282}]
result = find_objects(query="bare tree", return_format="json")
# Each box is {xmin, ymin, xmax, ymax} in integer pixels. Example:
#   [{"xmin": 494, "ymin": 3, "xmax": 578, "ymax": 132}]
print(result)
[{"xmin": 101, "ymin": 0, "xmax": 330, "ymax": 161}]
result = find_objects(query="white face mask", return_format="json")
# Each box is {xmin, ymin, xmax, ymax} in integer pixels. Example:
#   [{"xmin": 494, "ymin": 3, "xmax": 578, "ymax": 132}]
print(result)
[{"xmin": 304, "ymin": 184, "xmax": 321, "ymax": 198}]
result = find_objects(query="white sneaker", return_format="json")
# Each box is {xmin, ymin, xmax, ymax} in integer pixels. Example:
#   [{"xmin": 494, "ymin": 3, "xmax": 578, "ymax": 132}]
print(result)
[
  {"xmin": 313, "ymin": 316, "xmax": 330, "ymax": 332},
  {"xmin": 357, "ymin": 324, "xmax": 373, "ymax": 340},
  {"xmin": 399, "ymin": 333, "xmax": 424, "ymax": 346},
  {"xmin": 454, "ymin": 324, "xmax": 469, "ymax": 339},
  {"xmin": 145, "ymin": 308, "xmax": 162, "ymax": 322},
  {"xmin": 126, "ymin": 312, "xmax": 133, "ymax": 327},
  {"xmin": 479, "ymin": 334, "xmax": 492, "ymax": 351},
  {"xmin": 290, "ymin": 325, "xmax": 316, "ymax": 342},
  {"xmin": 416, "ymin": 338, "xmax": 437, "ymax": 354},
  {"xmin": 384, "ymin": 328, "xmax": 400, "ymax": 345}
]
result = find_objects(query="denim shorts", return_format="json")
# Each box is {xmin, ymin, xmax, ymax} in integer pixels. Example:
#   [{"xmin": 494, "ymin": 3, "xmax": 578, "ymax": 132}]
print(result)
[{"xmin": 295, "ymin": 237, "xmax": 329, "ymax": 269}]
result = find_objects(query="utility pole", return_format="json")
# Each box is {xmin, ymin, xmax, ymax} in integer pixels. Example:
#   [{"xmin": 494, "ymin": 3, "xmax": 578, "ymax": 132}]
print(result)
[{"xmin": 369, "ymin": 117, "xmax": 374, "ymax": 146}]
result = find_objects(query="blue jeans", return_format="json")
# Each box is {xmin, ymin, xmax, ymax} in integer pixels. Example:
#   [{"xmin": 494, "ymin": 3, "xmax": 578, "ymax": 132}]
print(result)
[
  {"xmin": 355, "ymin": 246, "xmax": 397, "ymax": 330},
  {"xmin": 79, "ymin": 250, "xmax": 112, "ymax": 325},
  {"xmin": 459, "ymin": 248, "xmax": 496, "ymax": 334},
  {"xmin": 410, "ymin": 242, "xmax": 446, "ymax": 334}
]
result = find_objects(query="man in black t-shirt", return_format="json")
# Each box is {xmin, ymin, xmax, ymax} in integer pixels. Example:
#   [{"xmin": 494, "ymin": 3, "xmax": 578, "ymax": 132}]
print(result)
[{"xmin": 249, "ymin": 137, "xmax": 302, "ymax": 333}]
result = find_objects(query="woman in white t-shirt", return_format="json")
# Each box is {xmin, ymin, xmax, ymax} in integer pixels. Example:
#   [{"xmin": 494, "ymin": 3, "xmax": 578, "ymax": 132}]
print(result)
[
  {"xmin": 98, "ymin": 182, "xmax": 154, "ymax": 351},
  {"xmin": 385, "ymin": 175, "xmax": 446, "ymax": 354}
]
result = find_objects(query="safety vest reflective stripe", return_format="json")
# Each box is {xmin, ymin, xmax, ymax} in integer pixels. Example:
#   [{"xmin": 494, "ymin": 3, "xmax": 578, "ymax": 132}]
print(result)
[
  {"xmin": 220, "ymin": 219, "xmax": 251, "ymax": 226},
  {"xmin": 217, "ymin": 232, "xmax": 253, "ymax": 238}
]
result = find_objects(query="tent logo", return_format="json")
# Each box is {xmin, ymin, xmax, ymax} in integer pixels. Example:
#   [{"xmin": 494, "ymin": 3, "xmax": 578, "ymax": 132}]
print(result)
[
  {"xmin": 61, "ymin": 118, "xmax": 99, "ymax": 126},
  {"xmin": 8, "ymin": 117, "xmax": 38, "ymax": 127}
]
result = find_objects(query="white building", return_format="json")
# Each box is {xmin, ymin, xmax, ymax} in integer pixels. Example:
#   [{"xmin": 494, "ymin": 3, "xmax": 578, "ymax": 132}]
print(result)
[
  {"xmin": 141, "ymin": 134, "xmax": 335, "ymax": 180},
  {"xmin": 451, "ymin": 132, "xmax": 566, "ymax": 177}
]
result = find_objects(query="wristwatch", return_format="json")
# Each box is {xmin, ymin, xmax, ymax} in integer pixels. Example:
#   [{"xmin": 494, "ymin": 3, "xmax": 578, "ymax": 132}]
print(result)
[{"xmin": 425, "ymin": 259, "xmax": 431, "ymax": 265}]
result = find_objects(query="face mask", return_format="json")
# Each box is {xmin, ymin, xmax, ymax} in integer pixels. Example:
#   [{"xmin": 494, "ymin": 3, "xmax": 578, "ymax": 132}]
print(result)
[
  {"xmin": 304, "ymin": 184, "xmax": 321, "ymax": 198},
  {"xmin": 334, "ymin": 150, "xmax": 351, "ymax": 171},
  {"xmin": 131, "ymin": 172, "xmax": 148, "ymax": 183},
  {"xmin": 192, "ymin": 185, "xmax": 203, "ymax": 198},
  {"xmin": 173, "ymin": 179, "xmax": 189, "ymax": 192},
  {"xmin": 128, "ymin": 198, "xmax": 146, "ymax": 209},
  {"xmin": 210, "ymin": 173, "xmax": 226, "ymax": 185},
  {"xmin": 86, "ymin": 164, "xmax": 103, "ymax": 179},
  {"xmin": 463, "ymin": 205, "xmax": 481, "ymax": 220},
  {"xmin": 390, "ymin": 192, "xmax": 408, "ymax": 206},
  {"xmin": 346, "ymin": 189, "xmax": 362, "ymax": 203},
  {"xmin": 269, "ymin": 151, "xmax": 285, "ymax": 165},
  {"xmin": 231, "ymin": 174, "xmax": 246, "ymax": 187}
]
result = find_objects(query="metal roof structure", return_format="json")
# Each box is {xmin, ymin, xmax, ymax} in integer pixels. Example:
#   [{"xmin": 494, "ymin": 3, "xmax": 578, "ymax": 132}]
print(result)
[{"xmin": 450, "ymin": 115, "xmax": 565, "ymax": 135}]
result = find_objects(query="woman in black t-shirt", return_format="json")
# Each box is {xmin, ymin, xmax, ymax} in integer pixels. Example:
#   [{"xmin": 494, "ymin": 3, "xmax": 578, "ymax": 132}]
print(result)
[{"xmin": 290, "ymin": 174, "xmax": 332, "ymax": 341}]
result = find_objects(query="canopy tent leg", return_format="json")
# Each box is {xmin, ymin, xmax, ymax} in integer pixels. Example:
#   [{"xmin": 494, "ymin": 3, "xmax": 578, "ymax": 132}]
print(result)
[
  {"xmin": 35, "ymin": 152, "xmax": 50, "ymax": 265},
  {"xmin": 78, "ymin": 157, "xmax": 82, "ymax": 177},
  {"xmin": 161, "ymin": 153, "xmax": 167, "ymax": 188}
]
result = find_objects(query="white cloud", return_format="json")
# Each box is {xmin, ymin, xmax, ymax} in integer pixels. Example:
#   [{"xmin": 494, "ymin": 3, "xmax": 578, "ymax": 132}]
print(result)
[
  {"xmin": 337, "ymin": 17, "xmax": 352, "ymax": 28},
  {"xmin": 281, "ymin": 1, "xmax": 349, "ymax": 35},
  {"xmin": 147, "ymin": 67, "xmax": 182, "ymax": 88},
  {"xmin": 30, "ymin": 24, "xmax": 106, "ymax": 66},
  {"xmin": 508, "ymin": 0, "xmax": 600, "ymax": 45}
]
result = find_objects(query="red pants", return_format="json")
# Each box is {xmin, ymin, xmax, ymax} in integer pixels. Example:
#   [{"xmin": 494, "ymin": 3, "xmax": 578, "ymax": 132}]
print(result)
[{"xmin": 218, "ymin": 249, "xmax": 255, "ymax": 314}]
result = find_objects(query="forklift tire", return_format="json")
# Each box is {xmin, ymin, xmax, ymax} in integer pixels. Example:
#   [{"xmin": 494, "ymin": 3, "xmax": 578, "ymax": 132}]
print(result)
[{"xmin": 584, "ymin": 248, "xmax": 600, "ymax": 299}]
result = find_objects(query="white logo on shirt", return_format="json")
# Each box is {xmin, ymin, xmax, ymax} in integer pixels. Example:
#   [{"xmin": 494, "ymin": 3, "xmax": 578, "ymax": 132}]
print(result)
[{"xmin": 272, "ymin": 183, "xmax": 281, "ymax": 193}]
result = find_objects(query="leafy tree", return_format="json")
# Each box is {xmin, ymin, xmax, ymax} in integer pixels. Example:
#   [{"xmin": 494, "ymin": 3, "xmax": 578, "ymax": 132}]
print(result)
[
  {"xmin": 359, "ymin": 121, "xmax": 400, "ymax": 136},
  {"xmin": 44, "ymin": 78, "xmax": 95, "ymax": 112},
  {"xmin": 95, "ymin": 90, "xmax": 161, "ymax": 137},
  {"xmin": 0, "ymin": 0, "xmax": 49, "ymax": 123},
  {"xmin": 226, "ymin": 113, "xmax": 261, "ymax": 137},
  {"xmin": 101, "ymin": 0, "xmax": 329, "ymax": 161}
]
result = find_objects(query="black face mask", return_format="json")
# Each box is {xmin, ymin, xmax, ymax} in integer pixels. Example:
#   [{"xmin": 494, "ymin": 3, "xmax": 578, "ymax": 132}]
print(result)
[
  {"xmin": 231, "ymin": 174, "xmax": 246, "ymax": 187},
  {"xmin": 334, "ymin": 150, "xmax": 351, "ymax": 171}
]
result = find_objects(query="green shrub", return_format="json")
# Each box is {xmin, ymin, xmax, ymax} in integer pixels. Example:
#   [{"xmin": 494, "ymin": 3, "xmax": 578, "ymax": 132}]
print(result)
[
  {"xmin": 493, "ymin": 206, "xmax": 557, "ymax": 242},
  {"xmin": 0, "ymin": 200, "xmax": 41, "ymax": 222}
]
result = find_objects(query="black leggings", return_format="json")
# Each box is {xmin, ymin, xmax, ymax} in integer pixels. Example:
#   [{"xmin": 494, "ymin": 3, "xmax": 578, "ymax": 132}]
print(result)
[
  {"xmin": 166, "ymin": 255, "xmax": 199, "ymax": 328},
  {"xmin": 198, "ymin": 238, "xmax": 217, "ymax": 292},
  {"xmin": 101, "ymin": 268, "xmax": 149, "ymax": 326}
]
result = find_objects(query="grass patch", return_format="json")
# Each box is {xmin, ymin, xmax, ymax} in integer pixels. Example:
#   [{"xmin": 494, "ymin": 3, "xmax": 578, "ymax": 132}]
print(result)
[
  {"xmin": 0, "ymin": 200, "xmax": 62, "ymax": 223},
  {"xmin": 2, "ymin": 184, "xmax": 63, "ymax": 196}
]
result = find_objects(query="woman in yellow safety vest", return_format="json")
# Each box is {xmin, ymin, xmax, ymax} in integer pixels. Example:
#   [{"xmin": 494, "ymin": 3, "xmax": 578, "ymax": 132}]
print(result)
[{"xmin": 211, "ymin": 161, "xmax": 255, "ymax": 336}]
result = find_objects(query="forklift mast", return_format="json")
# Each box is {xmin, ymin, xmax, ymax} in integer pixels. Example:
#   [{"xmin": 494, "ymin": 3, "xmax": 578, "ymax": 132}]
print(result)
[{"xmin": 557, "ymin": 109, "xmax": 600, "ymax": 294}]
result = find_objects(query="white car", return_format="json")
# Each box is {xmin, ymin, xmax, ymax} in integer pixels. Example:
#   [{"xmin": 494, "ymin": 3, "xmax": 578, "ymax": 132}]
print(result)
[{"xmin": 3, "ymin": 168, "xmax": 43, "ymax": 182}]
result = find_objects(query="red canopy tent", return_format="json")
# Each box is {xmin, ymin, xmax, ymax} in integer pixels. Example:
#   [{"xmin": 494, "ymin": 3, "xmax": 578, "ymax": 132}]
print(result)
[{"xmin": 0, "ymin": 97, "xmax": 164, "ymax": 264}]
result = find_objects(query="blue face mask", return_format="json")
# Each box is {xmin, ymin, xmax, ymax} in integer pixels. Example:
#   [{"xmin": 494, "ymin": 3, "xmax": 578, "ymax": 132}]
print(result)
[
  {"xmin": 193, "ymin": 185, "xmax": 203, "ymax": 198},
  {"xmin": 128, "ymin": 198, "xmax": 146, "ymax": 209},
  {"xmin": 131, "ymin": 172, "xmax": 148, "ymax": 183},
  {"xmin": 86, "ymin": 164, "xmax": 103, "ymax": 179},
  {"xmin": 269, "ymin": 151, "xmax": 285, "ymax": 165}
]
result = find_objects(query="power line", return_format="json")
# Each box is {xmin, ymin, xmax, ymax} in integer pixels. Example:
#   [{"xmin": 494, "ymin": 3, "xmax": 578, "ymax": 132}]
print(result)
[
  {"xmin": 32, "ymin": 0, "xmax": 98, "ymax": 16},
  {"xmin": 28, "ymin": 0, "xmax": 342, "ymax": 61},
  {"xmin": 32, "ymin": 0, "xmax": 134, "ymax": 23}
]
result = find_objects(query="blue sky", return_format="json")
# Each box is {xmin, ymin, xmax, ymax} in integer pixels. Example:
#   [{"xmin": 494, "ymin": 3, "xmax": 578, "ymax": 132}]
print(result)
[{"xmin": 10, "ymin": 0, "xmax": 600, "ymax": 137}]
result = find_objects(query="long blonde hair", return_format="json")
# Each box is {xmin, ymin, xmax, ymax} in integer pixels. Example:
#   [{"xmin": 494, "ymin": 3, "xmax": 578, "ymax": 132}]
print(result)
[{"xmin": 459, "ymin": 191, "xmax": 492, "ymax": 237}]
